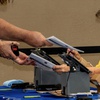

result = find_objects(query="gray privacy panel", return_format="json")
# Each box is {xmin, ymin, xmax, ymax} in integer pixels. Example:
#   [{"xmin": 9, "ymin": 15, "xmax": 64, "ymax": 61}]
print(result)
[{"xmin": 34, "ymin": 67, "xmax": 61, "ymax": 85}]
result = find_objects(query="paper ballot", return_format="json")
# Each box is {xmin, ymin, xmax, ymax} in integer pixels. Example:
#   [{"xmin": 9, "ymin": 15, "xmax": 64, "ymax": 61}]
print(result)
[
  {"xmin": 47, "ymin": 36, "xmax": 84, "ymax": 53},
  {"xmin": 28, "ymin": 36, "xmax": 84, "ymax": 71},
  {"xmin": 29, "ymin": 53, "xmax": 55, "ymax": 71}
]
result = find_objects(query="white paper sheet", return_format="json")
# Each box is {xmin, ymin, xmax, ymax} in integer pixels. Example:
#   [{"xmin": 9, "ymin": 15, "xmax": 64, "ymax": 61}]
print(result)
[{"xmin": 47, "ymin": 36, "xmax": 84, "ymax": 53}]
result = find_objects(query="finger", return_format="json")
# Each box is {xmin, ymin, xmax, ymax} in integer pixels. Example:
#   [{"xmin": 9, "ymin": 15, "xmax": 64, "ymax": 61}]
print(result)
[
  {"xmin": 26, "ymin": 59, "xmax": 35, "ymax": 65},
  {"xmin": 14, "ymin": 57, "xmax": 27, "ymax": 65},
  {"xmin": 0, "ymin": 52, "xmax": 10, "ymax": 59},
  {"xmin": 24, "ymin": 60, "xmax": 35, "ymax": 65},
  {"xmin": 67, "ymin": 48, "xmax": 72, "ymax": 55},
  {"xmin": 53, "ymin": 68, "xmax": 62, "ymax": 74},
  {"xmin": 11, "ymin": 41, "xmax": 20, "ymax": 46},
  {"xmin": 9, "ymin": 50, "xmax": 17, "ymax": 60},
  {"xmin": 44, "ymin": 41, "xmax": 53, "ymax": 46}
]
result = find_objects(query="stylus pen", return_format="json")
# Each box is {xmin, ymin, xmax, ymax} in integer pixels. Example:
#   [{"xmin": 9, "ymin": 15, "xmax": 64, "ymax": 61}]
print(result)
[{"xmin": 24, "ymin": 95, "xmax": 41, "ymax": 98}]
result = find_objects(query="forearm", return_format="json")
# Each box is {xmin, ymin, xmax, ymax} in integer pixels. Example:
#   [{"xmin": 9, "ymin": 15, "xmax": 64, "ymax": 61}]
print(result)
[
  {"xmin": 79, "ymin": 57, "xmax": 100, "ymax": 74},
  {"xmin": 0, "ymin": 18, "xmax": 30, "ymax": 41}
]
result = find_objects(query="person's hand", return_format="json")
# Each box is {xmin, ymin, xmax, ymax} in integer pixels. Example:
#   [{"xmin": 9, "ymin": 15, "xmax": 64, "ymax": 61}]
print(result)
[
  {"xmin": 68, "ymin": 49, "xmax": 94, "ymax": 67},
  {"xmin": 0, "ymin": 40, "xmax": 35, "ymax": 65},
  {"xmin": 24, "ymin": 31, "xmax": 53, "ymax": 47},
  {"xmin": 67, "ymin": 49, "xmax": 82, "ymax": 62},
  {"xmin": 0, "ymin": 40, "xmax": 19, "ymax": 60},
  {"xmin": 52, "ymin": 49, "xmax": 82, "ymax": 73},
  {"xmin": 53, "ymin": 64, "xmax": 70, "ymax": 73},
  {"xmin": 14, "ymin": 52, "xmax": 35, "ymax": 65}
]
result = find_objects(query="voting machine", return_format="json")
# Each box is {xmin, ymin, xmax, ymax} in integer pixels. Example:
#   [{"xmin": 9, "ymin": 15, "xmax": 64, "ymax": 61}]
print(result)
[{"xmin": 28, "ymin": 36, "xmax": 91, "ymax": 96}]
